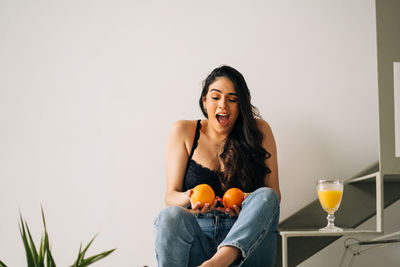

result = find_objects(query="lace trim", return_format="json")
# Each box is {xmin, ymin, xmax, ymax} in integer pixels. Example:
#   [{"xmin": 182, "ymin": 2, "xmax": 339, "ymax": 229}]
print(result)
[{"xmin": 189, "ymin": 159, "xmax": 221, "ymax": 175}]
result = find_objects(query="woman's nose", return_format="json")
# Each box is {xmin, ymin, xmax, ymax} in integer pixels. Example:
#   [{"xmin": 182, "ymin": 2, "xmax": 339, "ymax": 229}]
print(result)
[{"xmin": 218, "ymin": 98, "xmax": 227, "ymax": 108}]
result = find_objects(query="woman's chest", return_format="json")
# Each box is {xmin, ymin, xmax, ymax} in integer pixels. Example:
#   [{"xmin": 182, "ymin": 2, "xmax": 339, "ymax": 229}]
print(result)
[{"xmin": 192, "ymin": 137, "xmax": 225, "ymax": 171}]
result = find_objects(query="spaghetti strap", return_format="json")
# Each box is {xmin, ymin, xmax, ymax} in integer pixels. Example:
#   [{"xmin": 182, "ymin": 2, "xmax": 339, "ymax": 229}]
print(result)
[
  {"xmin": 188, "ymin": 120, "xmax": 201, "ymax": 161},
  {"xmin": 182, "ymin": 119, "xmax": 222, "ymax": 196}
]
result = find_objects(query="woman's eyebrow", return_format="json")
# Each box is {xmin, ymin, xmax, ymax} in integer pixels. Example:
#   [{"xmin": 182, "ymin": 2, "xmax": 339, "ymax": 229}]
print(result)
[{"xmin": 210, "ymin": 89, "xmax": 237, "ymax": 95}]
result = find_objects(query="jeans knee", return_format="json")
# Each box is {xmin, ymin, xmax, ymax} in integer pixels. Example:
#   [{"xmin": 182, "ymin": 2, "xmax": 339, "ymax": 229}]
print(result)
[
  {"xmin": 155, "ymin": 206, "xmax": 190, "ymax": 230},
  {"xmin": 251, "ymin": 187, "xmax": 279, "ymax": 210},
  {"xmin": 154, "ymin": 206, "xmax": 196, "ymax": 245}
]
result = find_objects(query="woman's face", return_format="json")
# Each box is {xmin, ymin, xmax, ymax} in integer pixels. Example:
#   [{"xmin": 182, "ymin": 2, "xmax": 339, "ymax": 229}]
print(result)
[{"xmin": 203, "ymin": 77, "xmax": 240, "ymax": 134}]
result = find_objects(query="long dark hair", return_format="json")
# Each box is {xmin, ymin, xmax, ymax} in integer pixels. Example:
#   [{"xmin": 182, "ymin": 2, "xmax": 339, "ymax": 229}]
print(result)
[{"xmin": 199, "ymin": 65, "xmax": 271, "ymax": 192}]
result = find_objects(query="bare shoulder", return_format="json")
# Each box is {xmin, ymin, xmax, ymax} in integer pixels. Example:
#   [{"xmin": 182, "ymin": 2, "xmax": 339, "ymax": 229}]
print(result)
[
  {"xmin": 256, "ymin": 119, "xmax": 277, "ymax": 153},
  {"xmin": 169, "ymin": 120, "xmax": 198, "ymax": 136},
  {"xmin": 167, "ymin": 120, "xmax": 198, "ymax": 147},
  {"xmin": 256, "ymin": 119, "xmax": 273, "ymax": 136}
]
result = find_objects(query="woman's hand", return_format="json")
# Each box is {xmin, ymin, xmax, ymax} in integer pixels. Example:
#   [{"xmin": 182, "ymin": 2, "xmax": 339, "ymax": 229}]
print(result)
[
  {"xmin": 216, "ymin": 192, "xmax": 251, "ymax": 216},
  {"xmin": 186, "ymin": 189, "xmax": 219, "ymax": 214},
  {"xmin": 217, "ymin": 204, "xmax": 241, "ymax": 217}
]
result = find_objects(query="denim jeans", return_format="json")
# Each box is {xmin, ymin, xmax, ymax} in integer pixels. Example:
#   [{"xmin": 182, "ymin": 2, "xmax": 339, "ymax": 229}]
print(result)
[{"xmin": 154, "ymin": 187, "xmax": 280, "ymax": 267}]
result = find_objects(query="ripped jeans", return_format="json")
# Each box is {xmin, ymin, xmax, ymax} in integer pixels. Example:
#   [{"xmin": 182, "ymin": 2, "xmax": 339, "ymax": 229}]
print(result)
[{"xmin": 154, "ymin": 187, "xmax": 280, "ymax": 267}]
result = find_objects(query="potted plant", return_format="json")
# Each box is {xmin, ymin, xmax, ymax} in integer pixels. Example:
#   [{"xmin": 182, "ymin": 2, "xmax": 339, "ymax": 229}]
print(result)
[{"xmin": 0, "ymin": 207, "xmax": 115, "ymax": 267}]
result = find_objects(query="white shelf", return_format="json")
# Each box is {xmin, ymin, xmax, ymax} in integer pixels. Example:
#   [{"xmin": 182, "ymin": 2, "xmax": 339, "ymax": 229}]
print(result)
[
  {"xmin": 279, "ymin": 229, "xmax": 380, "ymax": 238},
  {"xmin": 280, "ymin": 170, "xmax": 384, "ymax": 267},
  {"xmin": 346, "ymin": 171, "xmax": 379, "ymax": 183}
]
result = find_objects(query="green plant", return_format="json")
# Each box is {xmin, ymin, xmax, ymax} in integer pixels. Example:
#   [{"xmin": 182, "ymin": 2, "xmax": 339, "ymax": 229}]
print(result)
[{"xmin": 0, "ymin": 207, "xmax": 115, "ymax": 267}]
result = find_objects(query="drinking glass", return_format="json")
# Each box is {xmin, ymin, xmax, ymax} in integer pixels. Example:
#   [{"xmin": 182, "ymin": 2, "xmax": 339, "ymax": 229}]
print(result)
[{"xmin": 316, "ymin": 179, "xmax": 344, "ymax": 232}]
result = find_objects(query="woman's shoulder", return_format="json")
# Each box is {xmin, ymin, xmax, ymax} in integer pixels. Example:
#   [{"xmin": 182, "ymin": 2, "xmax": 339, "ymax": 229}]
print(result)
[
  {"xmin": 255, "ymin": 118, "xmax": 272, "ymax": 134},
  {"xmin": 256, "ymin": 119, "xmax": 276, "ymax": 152},
  {"xmin": 168, "ymin": 120, "xmax": 199, "ymax": 140},
  {"xmin": 170, "ymin": 120, "xmax": 198, "ymax": 132}
]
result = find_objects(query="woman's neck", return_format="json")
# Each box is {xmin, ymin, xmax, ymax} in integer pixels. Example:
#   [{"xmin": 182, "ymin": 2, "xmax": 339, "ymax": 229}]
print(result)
[{"xmin": 202, "ymin": 120, "xmax": 230, "ymax": 143}]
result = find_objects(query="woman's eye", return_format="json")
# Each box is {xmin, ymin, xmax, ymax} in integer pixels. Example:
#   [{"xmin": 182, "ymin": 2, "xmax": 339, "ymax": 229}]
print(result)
[
  {"xmin": 229, "ymin": 99, "xmax": 238, "ymax": 102},
  {"xmin": 212, "ymin": 97, "xmax": 219, "ymax": 100}
]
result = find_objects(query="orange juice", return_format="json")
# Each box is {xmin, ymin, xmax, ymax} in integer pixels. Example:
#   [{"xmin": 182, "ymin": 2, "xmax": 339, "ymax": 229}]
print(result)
[{"xmin": 318, "ymin": 190, "xmax": 343, "ymax": 213}]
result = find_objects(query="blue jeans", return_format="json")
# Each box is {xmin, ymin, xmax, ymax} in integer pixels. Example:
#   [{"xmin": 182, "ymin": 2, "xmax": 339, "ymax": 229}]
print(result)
[{"xmin": 154, "ymin": 187, "xmax": 280, "ymax": 267}]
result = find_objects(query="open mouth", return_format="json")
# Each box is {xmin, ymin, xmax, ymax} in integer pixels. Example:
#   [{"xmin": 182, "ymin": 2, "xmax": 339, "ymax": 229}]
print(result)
[{"xmin": 216, "ymin": 114, "xmax": 230, "ymax": 125}]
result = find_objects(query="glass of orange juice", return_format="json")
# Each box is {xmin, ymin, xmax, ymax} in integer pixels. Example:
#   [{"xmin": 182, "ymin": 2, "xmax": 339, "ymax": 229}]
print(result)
[{"xmin": 317, "ymin": 179, "xmax": 343, "ymax": 232}]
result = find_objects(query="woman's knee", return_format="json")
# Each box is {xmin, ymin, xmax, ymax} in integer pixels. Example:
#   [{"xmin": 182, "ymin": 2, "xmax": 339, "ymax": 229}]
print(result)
[
  {"xmin": 154, "ymin": 206, "xmax": 197, "ymax": 244},
  {"xmin": 248, "ymin": 187, "xmax": 279, "ymax": 209},
  {"xmin": 155, "ymin": 206, "xmax": 190, "ymax": 229}
]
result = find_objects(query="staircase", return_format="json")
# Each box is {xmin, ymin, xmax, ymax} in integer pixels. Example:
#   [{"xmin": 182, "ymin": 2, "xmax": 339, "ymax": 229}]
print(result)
[
  {"xmin": 273, "ymin": 0, "xmax": 400, "ymax": 264},
  {"xmin": 274, "ymin": 163, "xmax": 400, "ymax": 267}
]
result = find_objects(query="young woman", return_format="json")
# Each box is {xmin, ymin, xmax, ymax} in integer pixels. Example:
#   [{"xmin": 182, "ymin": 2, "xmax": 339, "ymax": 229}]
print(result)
[{"xmin": 154, "ymin": 65, "xmax": 281, "ymax": 267}]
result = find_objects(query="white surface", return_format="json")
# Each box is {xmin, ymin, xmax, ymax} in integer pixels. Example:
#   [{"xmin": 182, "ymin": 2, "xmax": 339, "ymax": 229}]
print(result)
[
  {"xmin": 280, "ymin": 230, "xmax": 379, "ymax": 237},
  {"xmin": 347, "ymin": 171, "xmax": 379, "ymax": 183},
  {"xmin": 0, "ymin": 1, "xmax": 378, "ymax": 266}
]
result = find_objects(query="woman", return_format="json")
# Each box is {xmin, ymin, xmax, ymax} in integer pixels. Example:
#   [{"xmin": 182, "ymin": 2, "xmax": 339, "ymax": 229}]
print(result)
[{"xmin": 154, "ymin": 65, "xmax": 281, "ymax": 267}]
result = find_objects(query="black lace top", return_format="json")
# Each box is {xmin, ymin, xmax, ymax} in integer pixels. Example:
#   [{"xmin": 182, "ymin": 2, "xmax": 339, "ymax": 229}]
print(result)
[{"xmin": 182, "ymin": 120, "xmax": 225, "ymax": 198}]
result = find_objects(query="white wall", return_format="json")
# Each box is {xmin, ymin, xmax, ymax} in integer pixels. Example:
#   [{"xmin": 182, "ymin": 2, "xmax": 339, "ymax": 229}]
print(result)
[{"xmin": 0, "ymin": 1, "xmax": 378, "ymax": 266}]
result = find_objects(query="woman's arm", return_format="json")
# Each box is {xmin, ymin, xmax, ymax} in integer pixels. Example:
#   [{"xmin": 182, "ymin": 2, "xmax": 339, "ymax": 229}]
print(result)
[
  {"xmin": 165, "ymin": 121, "xmax": 193, "ymax": 207},
  {"xmin": 257, "ymin": 119, "xmax": 281, "ymax": 202},
  {"xmin": 165, "ymin": 121, "xmax": 219, "ymax": 213}
]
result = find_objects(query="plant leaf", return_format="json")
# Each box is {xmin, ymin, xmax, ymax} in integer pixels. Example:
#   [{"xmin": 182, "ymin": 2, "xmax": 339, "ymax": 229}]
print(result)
[
  {"xmin": 44, "ymin": 235, "xmax": 56, "ymax": 267},
  {"xmin": 38, "ymin": 235, "xmax": 45, "ymax": 267},
  {"xmin": 71, "ymin": 232, "xmax": 98, "ymax": 267},
  {"xmin": 0, "ymin": 259, "xmax": 8, "ymax": 267},
  {"xmin": 17, "ymin": 207, "xmax": 114, "ymax": 267},
  {"xmin": 25, "ymin": 222, "xmax": 40, "ymax": 267},
  {"xmin": 80, "ymin": 233, "xmax": 98, "ymax": 257},
  {"xmin": 69, "ymin": 234, "xmax": 116, "ymax": 267},
  {"xmin": 19, "ymin": 213, "xmax": 36, "ymax": 267},
  {"xmin": 77, "ymin": 248, "xmax": 116, "ymax": 267},
  {"xmin": 41, "ymin": 207, "xmax": 56, "ymax": 267},
  {"xmin": 70, "ymin": 242, "xmax": 82, "ymax": 267}
]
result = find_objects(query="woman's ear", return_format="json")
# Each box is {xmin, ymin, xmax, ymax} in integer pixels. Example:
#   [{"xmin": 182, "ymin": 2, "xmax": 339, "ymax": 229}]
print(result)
[{"xmin": 202, "ymin": 96, "xmax": 208, "ymax": 114}]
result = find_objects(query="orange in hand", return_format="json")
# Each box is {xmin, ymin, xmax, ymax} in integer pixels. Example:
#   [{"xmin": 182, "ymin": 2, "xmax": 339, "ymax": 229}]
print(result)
[
  {"xmin": 191, "ymin": 184, "xmax": 215, "ymax": 208},
  {"xmin": 223, "ymin": 188, "xmax": 245, "ymax": 209}
]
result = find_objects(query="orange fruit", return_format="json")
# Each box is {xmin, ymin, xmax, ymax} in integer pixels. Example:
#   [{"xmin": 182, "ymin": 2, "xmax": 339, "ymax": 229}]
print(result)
[
  {"xmin": 223, "ymin": 188, "xmax": 245, "ymax": 209},
  {"xmin": 191, "ymin": 184, "xmax": 215, "ymax": 208}
]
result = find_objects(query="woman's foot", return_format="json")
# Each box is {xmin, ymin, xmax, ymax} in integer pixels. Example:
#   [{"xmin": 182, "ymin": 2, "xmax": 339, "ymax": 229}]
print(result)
[
  {"xmin": 198, "ymin": 260, "xmax": 217, "ymax": 267},
  {"xmin": 198, "ymin": 246, "xmax": 240, "ymax": 267}
]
